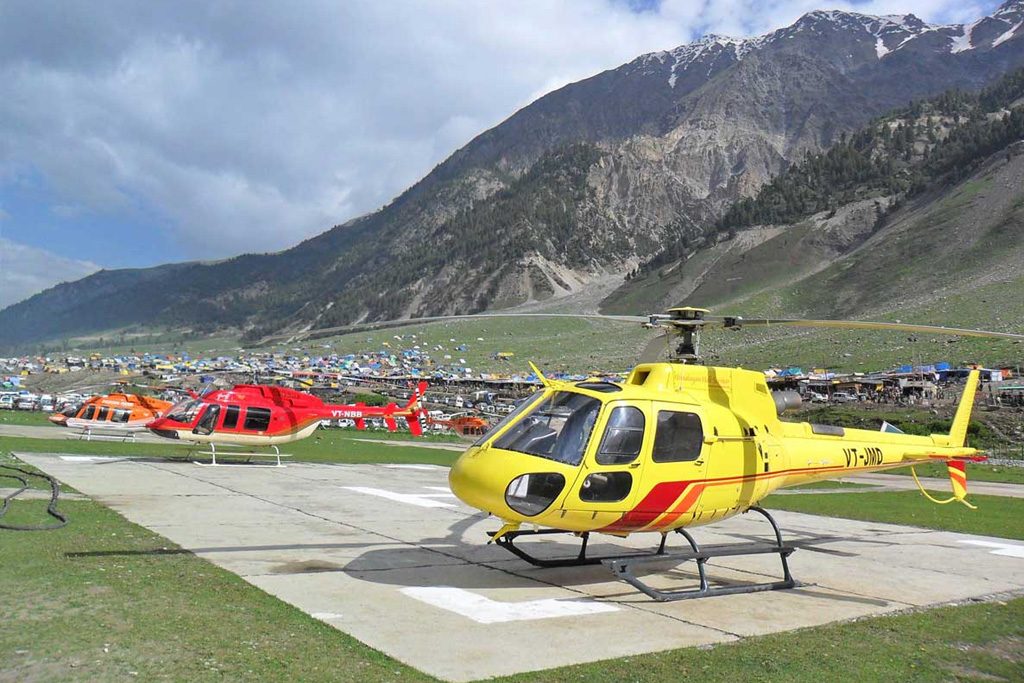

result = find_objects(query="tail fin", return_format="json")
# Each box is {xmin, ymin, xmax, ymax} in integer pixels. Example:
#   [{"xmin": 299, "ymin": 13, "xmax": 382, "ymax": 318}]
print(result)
[
  {"xmin": 948, "ymin": 369, "xmax": 980, "ymax": 447},
  {"xmin": 908, "ymin": 370, "xmax": 983, "ymax": 509},
  {"xmin": 402, "ymin": 381, "xmax": 427, "ymax": 437},
  {"xmin": 947, "ymin": 460, "xmax": 969, "ymax": 503},
  {"xmin": 405, "ymin": 382, "xmax": 428, "ymax": 411}
]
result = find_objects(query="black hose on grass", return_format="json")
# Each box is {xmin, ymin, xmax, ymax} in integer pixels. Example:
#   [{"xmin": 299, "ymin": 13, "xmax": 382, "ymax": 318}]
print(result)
[{"xmin": 0, "ymin": 462, "xmax": 68, "ymax": 531}]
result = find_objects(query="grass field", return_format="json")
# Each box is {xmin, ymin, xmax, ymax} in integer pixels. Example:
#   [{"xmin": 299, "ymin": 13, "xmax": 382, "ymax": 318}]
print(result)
[
  {"xmin": 285, "ymin": 315, "xmax": 656, "ymax": 375},
  {"xmin": 1, "ymin": 498, "xmax": 434, "ymax": 683},
  {"xmin": 764, "ymin": 490, "xmax": 1024, "ymax": 540},
  {"xmin": 0, "ymin": 410, "xmax": 57, "ymax": 427},
  {"xmin": 885, "ymin": 460, "xmax": 1024, "ymax": 485}
]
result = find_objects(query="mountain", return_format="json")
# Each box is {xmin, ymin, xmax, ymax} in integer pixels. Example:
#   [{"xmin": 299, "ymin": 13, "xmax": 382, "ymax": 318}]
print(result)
[
  {"xmin": 2, "ymin": 1, "xmax": 1024, "ymax": 349},
  {"xmin": 602, "ymin": 66, "xmax": 1024, "ymax": 365}
]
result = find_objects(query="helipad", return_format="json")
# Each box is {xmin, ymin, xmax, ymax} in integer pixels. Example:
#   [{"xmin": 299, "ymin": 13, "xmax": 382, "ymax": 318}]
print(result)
[{"xmin": 18, "ymin": 452, "xmax": 1024, "ymax": 681}]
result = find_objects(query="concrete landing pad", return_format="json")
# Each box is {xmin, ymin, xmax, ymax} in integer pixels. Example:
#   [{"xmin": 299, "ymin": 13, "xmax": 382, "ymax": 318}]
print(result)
[{"xmin": 19, "ymin": 452, "xmax": 1024, "ymax": 682}]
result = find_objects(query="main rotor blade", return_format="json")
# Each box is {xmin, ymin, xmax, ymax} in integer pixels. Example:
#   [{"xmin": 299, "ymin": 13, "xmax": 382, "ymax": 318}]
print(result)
[
  {"xmin": 265, "ymin": 312, "xmax": 647, "ymax": 344},
  {"xmin": 639, "ymin": 329, "xmax": 671, "ymax": 363},
  {"xmin": 709, "ymin": 316, "xmax": 1024, "ymax": 340}
]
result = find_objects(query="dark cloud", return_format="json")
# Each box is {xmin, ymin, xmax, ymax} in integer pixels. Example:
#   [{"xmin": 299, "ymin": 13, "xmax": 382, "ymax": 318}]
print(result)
[{"xmin": 0, "ymin": 0, "xmax": 1000, "ymax": 266}]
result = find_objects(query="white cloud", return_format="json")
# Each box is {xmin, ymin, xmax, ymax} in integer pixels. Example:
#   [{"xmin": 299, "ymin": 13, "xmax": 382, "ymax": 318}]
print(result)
[
  {"xmin": 0, "ymin": 237, "xmax": 101, "ymax": 307},
  {"xmin": 0, "ymin": 0, "xmax": 1002, "ymax": 262}
]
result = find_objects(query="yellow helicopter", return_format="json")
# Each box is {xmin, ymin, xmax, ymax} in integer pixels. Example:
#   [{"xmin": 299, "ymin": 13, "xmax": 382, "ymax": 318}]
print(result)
[{"xmin": 296, "ymin": 307, "xmax": 1023, "ymax": 600}]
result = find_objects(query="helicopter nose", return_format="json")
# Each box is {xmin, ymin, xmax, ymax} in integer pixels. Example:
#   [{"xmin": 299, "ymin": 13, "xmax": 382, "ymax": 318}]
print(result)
[
  {"xmin": 449, "ymin": 447, "xmax": 568, "ymax": 519},
  {"xmin": 449, "ymin": 447, "xmax": 503, "ymax": 513}
]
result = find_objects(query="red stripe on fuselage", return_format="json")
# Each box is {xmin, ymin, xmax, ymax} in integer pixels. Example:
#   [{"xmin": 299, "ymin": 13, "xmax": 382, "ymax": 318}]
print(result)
[
  {"xmin": 599, "ymin": 481, "xmax": 694, "ymax": 532},
  {"xmin": 650, "ymin": 484, "xmax": 706, "ymax": 529}
]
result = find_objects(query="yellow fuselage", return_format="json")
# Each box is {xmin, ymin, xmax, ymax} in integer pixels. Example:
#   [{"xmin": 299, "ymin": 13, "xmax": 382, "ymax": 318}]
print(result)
[{"xmin": 449, "ymin": 363, "xmax": 975, "ymax": 535}]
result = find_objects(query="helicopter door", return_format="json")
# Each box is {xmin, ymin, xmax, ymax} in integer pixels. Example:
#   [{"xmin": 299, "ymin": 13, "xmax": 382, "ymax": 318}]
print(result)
[
  {"xmin": 636, "ymin": 403, "xmax": 709, "ymax": 529},
  {"xmin": 699, "ymin": 425, "xmax": 762, "ymax": 516},
  {"xmin": 562, "ymin": 403, "xmax": 647, "ymax": 515}
]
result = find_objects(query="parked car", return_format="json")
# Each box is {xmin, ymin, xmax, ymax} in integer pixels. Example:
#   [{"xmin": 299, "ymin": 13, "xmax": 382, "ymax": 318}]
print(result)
[{"xmin": 831, "ymin": 392, "xmax": 856, "ymax": 403}]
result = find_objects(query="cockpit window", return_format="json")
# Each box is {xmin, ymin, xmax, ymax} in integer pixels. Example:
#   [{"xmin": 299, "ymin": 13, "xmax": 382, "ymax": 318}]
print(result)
[
  {"xmin": 166, "ymin": 399, "xmax": 203, "ymax": 423},
  {"xmin": 193, "ymin": 404, "xmax": 220, "ymax": 435},
  {"xmin": 596, "ymin": 406, "xmax": 645, "ymax": 465},
  {"xmin": 493, "ymin": 391, "xmax": 601, "ymax": 466},
  {"xmin": 473, "ymin": 391, "xmax": 544, "ymax": 446}
]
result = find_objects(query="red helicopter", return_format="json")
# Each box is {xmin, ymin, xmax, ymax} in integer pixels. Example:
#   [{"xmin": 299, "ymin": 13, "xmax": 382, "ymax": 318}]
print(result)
[{"xmin": 147, "ymin": 381, "xmax": 427, "ymax": 447}]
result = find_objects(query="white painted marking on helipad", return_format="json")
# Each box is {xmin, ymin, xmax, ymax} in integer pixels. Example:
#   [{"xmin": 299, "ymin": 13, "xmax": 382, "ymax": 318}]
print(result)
[
  {"xmin": 959, "ymin": 540, "xmax": 1024, "ymax": 558},
  {"xmin": 342, "ymin": 486, "xmax": 456, "ymax": 508},
  {"xmin": 312, "ymin": 612, "xmax": 344, "ymax": 621},
  {"xmin": 59, "ymin": 455, "xmax": 122, "ymax": 462},
  {"xmin": 381, "ymin": 464, "xmax": 442, "ymax": 470},
  {"xmin": 401, "ymin": 586, "xmax": 619, "ymax": 624}
]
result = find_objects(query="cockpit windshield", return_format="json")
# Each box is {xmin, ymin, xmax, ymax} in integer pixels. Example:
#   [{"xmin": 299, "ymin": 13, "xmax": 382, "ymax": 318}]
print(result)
[
  {"xmin": 473, "ymin": 391, "xmax": 544, "ymax": 447},
  {"xmin": 493, "ymin": 391, "xmax": 601, "ymax": 466},
  {"xmin": 166, "ymin": 399, "xmax": 204, "ymax": 424}
]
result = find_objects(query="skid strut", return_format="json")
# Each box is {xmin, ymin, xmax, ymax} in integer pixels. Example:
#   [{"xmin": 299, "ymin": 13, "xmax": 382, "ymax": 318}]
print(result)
[
  {"xmin": 606, "ymin": 506, "xmax": 796, "ymax": 601},
  {"xmin": 491, "ymin": 506, "xmax": 796, "ymax": 601}
]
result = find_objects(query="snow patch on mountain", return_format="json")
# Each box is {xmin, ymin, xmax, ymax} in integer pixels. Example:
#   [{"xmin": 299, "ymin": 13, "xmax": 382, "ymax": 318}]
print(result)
[
  {"xmin": 637, "ymin": 5, "xmax": 1017, "ymax": 85},
  {"xmin": 993, "ymin": 21, "xmax": 1023, "ymax": 47},
  {"xmin": 949, "ymin": 22, "xmax": 978, "ymax": 53}
]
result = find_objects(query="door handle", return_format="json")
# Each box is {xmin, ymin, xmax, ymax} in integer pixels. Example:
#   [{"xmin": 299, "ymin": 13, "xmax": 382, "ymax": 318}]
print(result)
[
  {"xmin": 694, "ymin": 459, "xmax": 704, "ymax": 465},
  {"xmin": 628, "ymin": 462, "xmax": 641, "ymax": 469}
]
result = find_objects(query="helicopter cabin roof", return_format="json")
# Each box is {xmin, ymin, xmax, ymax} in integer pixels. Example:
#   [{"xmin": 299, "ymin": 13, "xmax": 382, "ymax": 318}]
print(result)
[
  {"xmin": 209, "ymin": 384, "xmax": 326, "ymax": 408},
  {"xmin": 558, "ymin": 362, "xmax": 778, "ymax": 418}
]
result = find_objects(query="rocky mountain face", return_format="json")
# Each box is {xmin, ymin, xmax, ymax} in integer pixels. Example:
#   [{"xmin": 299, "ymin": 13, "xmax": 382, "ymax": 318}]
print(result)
[
  {"xmin": 2, "ymin": 1, "xmax": 1024, "ymax": 348},
  {"xmin": 603, "ymin": 66, "xmax": 1024, "ymax": 333}
]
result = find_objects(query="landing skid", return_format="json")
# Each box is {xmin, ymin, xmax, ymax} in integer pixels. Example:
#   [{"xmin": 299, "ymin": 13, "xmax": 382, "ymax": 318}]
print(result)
[
  {"xmin": 490, "ymin": 506, "xmax": 797, "ymax": 601},
  {"xmin": 493, "ymin": 528, "xmax": 670, "ymax": 568}
]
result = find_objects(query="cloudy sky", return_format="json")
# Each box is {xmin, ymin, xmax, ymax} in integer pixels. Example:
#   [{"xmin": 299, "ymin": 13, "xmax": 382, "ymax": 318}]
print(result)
[{"xmin": 0, "ymin": 0, "xmax": 1001, "ymax": 307}]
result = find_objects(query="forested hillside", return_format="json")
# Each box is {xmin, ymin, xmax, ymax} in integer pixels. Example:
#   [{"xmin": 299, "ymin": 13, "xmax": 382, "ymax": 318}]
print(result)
[{"xmin": 716, "ymin": 68, "xmax": 1024, "ymax": 231}]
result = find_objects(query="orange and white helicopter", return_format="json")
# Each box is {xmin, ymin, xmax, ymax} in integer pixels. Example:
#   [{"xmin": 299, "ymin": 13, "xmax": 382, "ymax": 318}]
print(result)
[
  {"xmin": 49, "ymin": 391, "xmax": 176, "ymax": 433},
  {"xmin": 146, "ymin": 381, "xmax": 427, "ymax": 447},
  {"xmin": 306, "ymin": 308, "xmax": 1022, "ymax": 600}
]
